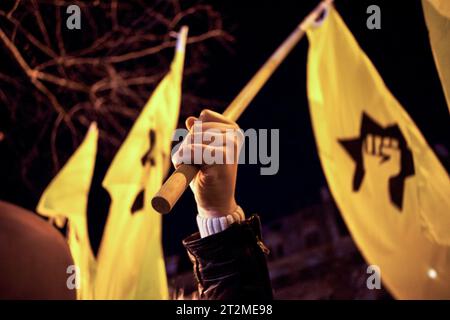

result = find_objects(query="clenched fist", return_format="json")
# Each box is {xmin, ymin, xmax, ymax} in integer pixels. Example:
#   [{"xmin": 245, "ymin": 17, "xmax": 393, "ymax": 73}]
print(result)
[
  {"xmin": 172, "ymin": 109, "xmax": 244, "ymax": 218},
  {"xmin": 363, "ymin": 134, "xmax": 401, "ymax": 179}
]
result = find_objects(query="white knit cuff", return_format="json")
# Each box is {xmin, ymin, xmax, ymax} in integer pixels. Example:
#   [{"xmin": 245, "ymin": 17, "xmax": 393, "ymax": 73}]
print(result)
[{"xmin": 196, "ymin": 206, "xmax": 245, "ymax": 238}]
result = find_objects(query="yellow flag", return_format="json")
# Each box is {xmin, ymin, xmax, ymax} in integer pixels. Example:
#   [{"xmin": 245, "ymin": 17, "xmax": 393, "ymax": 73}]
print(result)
[
  {"xmin": 94, "ymin": 27, "xmax": 188, "ymax": 299},
  {"xmin": 306, "ymin": 7, "xmax": 450, "ymax": 299},
  {"xmin": 422, "ymin": 0, "xmax": 450, "ymax": 113},
  {"xmin": 36, "ymin": 123, "xmax": 98, "ymax": 300}
]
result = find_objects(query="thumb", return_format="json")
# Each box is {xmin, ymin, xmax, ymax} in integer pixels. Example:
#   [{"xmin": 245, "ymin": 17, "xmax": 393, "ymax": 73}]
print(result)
[{"xmin": 185, "ymin": 116, "xmax": 197, "ymax": 131}]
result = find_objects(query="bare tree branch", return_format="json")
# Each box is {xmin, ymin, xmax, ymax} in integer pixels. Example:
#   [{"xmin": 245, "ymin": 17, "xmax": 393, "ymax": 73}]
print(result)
[{"xmin": 0, "ymin": 0, "xmax": 233, "ymax": 193}]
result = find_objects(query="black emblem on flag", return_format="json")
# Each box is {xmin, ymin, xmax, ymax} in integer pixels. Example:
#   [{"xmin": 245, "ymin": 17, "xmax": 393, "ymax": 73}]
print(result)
[
  {"xmin": 338, "ymin": 113, "xmax": 414, "ymax": 210},
  {"xmin": 140, "ymin": 129, "xmax": 157, "ymax": 167},
  {"xmin": 131, "ymin": 129, "xmax": 157, "ymax": 214}
]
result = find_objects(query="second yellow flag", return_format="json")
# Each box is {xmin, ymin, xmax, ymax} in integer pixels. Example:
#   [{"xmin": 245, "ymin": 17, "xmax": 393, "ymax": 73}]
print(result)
[
  {"xmin": 306, "ymin": 7, "xmax": 450, "ymax": 299},
  {"xmin": 94, "ymin": 27, "xmax": 188, "ymax": 299}
]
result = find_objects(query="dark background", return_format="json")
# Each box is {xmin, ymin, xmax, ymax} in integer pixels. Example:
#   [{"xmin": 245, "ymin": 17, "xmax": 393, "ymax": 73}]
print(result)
[
  {"xmin": 164, "ymin": 0, "xmax": 449, "ymax": 256},
  {"xmin": 0, "ymin": 0, "xmax": 448, "ymax": 260}
]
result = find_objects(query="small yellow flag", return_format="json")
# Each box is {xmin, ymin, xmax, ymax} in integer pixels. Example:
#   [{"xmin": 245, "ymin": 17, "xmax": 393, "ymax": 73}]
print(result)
[
  {"xmin": 422, "ymin": 0, "xmax": 450, "ymax": 113},
  {"xmin": 36, "ymin": 123, "xmax": 98, "ymax": 300},
  {"xmin": 94, "ymin": 27, "xmax": 188, "ymax": 299},
  {"xmin": 306, "ymin": 7, "xmax": 450, "ymax": 299}
]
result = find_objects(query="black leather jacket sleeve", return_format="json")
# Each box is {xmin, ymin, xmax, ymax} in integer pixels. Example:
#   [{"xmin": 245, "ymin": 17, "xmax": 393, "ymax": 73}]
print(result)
[{"xmin": 182, "ymin": 214, "xmax": 273, "ymax": 300}]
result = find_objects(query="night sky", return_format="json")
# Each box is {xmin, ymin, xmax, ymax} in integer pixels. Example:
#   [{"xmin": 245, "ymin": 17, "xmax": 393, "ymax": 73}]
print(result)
[
  {"xmin": 164, "ymin": 0, "xmax": 449, "ymax": 256},
  {"xmin": 0, "ymin": 1, "xmax": 448, "ymax": 258}
]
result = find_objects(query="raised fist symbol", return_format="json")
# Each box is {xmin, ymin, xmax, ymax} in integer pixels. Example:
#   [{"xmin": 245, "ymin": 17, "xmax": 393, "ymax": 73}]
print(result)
[
  {"xmin": 339, "ymin": 113, "xmax": 415, "ymax": 210},
  {"xmin": 362, "ymin": 134, "xmax": 401, "ymax": 180}
]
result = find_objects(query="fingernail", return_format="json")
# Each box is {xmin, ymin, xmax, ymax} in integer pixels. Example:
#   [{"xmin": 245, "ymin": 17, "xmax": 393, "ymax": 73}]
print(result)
[{"xmin": 199, "ymin": 109, "xmax": 209, "ymax": 120}]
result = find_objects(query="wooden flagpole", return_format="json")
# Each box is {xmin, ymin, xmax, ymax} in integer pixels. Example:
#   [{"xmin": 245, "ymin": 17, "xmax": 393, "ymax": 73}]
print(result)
[{"xmin": 152, "ymin": 0, "xmax": 333, "ymax": 214}]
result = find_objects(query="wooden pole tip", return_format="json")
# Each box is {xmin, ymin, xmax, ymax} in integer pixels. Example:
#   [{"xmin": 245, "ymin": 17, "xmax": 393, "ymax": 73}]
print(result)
[{"xmin": 152, "ymin": 196, "xmax": 171, "ymax": 214}]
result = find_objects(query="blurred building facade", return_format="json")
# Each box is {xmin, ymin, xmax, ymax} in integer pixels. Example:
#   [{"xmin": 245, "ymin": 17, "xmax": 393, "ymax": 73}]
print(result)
[{"xmin": 166, "ymin": 187, "xmax": 392, "ymax": 300}]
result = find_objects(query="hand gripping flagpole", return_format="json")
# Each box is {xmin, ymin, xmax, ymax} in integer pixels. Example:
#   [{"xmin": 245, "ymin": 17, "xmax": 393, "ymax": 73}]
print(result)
[{"xmin": 152, "ymin": 0, "xmax": 333, "ymax": 214}]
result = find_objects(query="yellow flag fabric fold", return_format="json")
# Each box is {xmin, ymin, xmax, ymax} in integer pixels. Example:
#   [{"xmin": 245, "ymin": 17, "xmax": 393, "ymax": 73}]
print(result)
[
  {"xmin": 94, "ymin": 28, "xmax": 188, "ymax": 299},
  {"xmin": 36, "ymin": 123, "xmax": 98, "ymax": 300},
  {"xmin": 422, "ymin": 0, "xmax": 450, "ymax": 113},
  {"xmin": 306, "ymin": 7, "xmax": 450, "ymax": 299}
]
